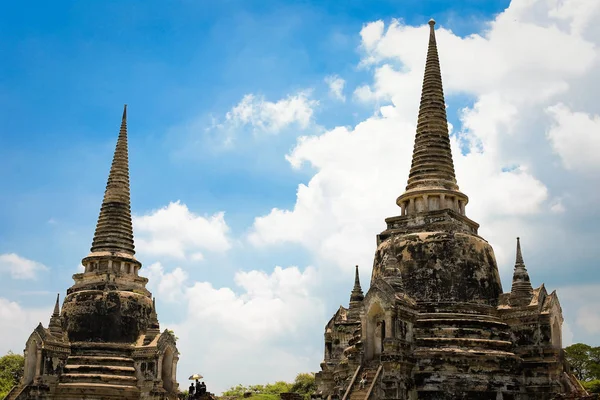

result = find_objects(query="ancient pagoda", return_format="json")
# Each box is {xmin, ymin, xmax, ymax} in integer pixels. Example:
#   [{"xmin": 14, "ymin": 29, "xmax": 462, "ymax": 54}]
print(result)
[
  {"xmin": 7, "ymin": 106, "xmax": 179, "ymax": 400},
  {"xmin": 313, "ymin": 20, "xmax": 587, "ymax": 400}
]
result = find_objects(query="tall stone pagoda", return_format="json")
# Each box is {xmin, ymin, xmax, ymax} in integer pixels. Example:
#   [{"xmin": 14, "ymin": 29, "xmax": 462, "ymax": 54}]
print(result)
[
  {"xmin": 313, "ymin": 20, "xmax": 588, "ymax": 400},
  {"xmin": 7, "ymin": 106, "xmax": 180, "ymax": 400}
]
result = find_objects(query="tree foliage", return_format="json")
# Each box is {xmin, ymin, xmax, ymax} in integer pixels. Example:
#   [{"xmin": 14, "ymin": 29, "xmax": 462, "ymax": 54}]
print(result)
[
  {"xmin": 290, "ymin": 373, "xmax": 316, "ymax": 397},
  {"xmin": 565, "ymin": 343, "xmax": 600, "ymax": 382},
  {"xmin": 222, "ymin": 373, "xmax": 315, "ymax": 399},
  {"xmin": 582, "ymin": 380, "xmax": 600, "ymax": 394},
  {"xmin": 0, "ymin": 352, "xmax": 24, "ymax": 399}
]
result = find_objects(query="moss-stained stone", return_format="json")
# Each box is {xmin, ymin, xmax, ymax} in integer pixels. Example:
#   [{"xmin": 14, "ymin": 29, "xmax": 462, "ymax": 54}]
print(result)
[
  {"xmin": 61, "ymin": 290, "xmax": 153, "ymax": 343},
  {"xmin": 372, "ymin": 230, "xmax": 503, "ymax": 305}
]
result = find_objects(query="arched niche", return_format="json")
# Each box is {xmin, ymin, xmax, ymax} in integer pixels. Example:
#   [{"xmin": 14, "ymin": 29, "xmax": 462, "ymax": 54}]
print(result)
[
  {"xmin": 365, "ymin": 301, "xmax": 386, "ymax": 361},
  {"xmin": 23, "ymin": 339, "xmax": 39, "ymax": 385},
  {"xmin": 161, "ymin": 347, "xmax": 175, "ymax": 392}
]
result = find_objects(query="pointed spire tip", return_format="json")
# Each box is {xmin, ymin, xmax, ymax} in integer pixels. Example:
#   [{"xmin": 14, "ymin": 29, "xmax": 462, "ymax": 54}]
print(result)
[
  {"xmin": 122, "ymin": 104, "xmax": 127, "ymax": 121},
  {"xmin": 52, "ymin": 293, "xmax": 60, "ymax": 316},
  {"xmin": 516, "ymin": 237, "xmax": 524, "ymax": 264}
]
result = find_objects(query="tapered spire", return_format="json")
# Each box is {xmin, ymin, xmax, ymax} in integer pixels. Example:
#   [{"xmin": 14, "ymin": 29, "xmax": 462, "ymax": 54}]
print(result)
[
  {"xmin": 147, "ymin": 297, "xmax": 160, "ymax": 335},
  {"xmin": 52, "ymin": 293, "xmax": 60, "ymax": 316},
  {"xmin": 396, "ymin": 20, "xmax": 470, "ymax": 219},
  {"xmin": 90, "ymin": 105, "xmax": 135, "ymax": 255},
  {"xmin": 516, "ymin": 236, "xmax": 524, "ymax": 264},
  {"xmin": 510, "ymin": 237, "xmax": 534, "ymax": 307},
  {"xmin": 405, "ymin": 19, "xmax": 457, "ymax": 192},
  {"xmin": 48, "ymin": 293, "xmax": 63, "ymax": 336},
  {"xmin": 350, "ymin": 265, "xmax": 364, "ymax": 303}
]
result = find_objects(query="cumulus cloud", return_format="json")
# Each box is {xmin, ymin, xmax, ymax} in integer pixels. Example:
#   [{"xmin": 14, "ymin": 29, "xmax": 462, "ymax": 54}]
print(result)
[
  {"xmin": 546, "ymin": 103, "xmax": 600, "ymax": 172},
  {"xmin": 134, "ymin": 201, "xmax": 231, "ymax": 261},
  {"xmin": 145, "ymin": 262, "xmax": 189, "ymax": 303},
  {"xmin": 250, "ymin": 0, "xmax": 600, "ymax": 285},
  {"xmin": 224, "ymin": 91, "xmax": 318, "ymax": 134},
  {"xmin": 157, "ymin": 265, "xmax": 324, "ymax": 393},
  {"xmin": 324, "ymin": 75, "xmax": 346, "ymax": 101},
  {"xmin": 0, "ymin": 253, "xmax": 48, "ymax": 280},
  {"xmin": 558, "ymin": 285, "xmax": 600, "ymax": 337},
  {"xmin": 0, "ymin": 298, "xmax": 51, "ymax": 355}
]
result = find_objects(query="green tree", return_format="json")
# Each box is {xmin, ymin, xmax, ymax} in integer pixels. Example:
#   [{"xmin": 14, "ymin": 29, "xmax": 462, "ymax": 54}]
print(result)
[
  {"xmin": 0, "ymin": 352, "xmax": 24, "ymax": 399},
  {"xmin": 565, "ymin": 343, "xmax": 600, "ymax": 382},
  {"xmin": 263, "ymin": 381, "xmax": 292, "ymax": 395},
  {"xmin": 582, "ymin": 380, "xmax": 600, "ymax": 394},
  {"xmin": 222, "ymin": 384, "xmax": 250, "ymax": 397},
  {"xmin": 290, "ymin": 373, "xmax": 316, "ymax": 398},
  {"xmin": 221, "ymin": 373, "xmax": 315, "ymax": 400}
]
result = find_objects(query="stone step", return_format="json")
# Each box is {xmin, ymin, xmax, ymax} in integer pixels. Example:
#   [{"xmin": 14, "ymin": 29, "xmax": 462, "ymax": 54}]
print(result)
[
  {"xmin": 64, "ymin": 364, "xmax": 136, "ymax": 375},
  {"xmin": 414, "ymin": 346, "xmax": 518, "ymax": 359},
  {"xmin": 56, "ymin": 382, "xmax": 140, "ymax": 399},
  {"xmin": 67, "ymin": 355, "xmax": 135, "ymax": 367},
  {"xmin": 416, "ymin": 337, "xmax": 513, "ymax": 350},
  {"xmin": 418, "ymin": 312, "xmax": 500, "ymax": 320},
  {"xmin": 416, "ymin": 317, "xmax": 509, "ymax": 329},
  {"xmin": 60, "ymin": 373, "xmax": 138, "ymax": 386},
  {"xmin": 70, "ymin": 342, "xmax": 134, "ymax": 357},
  {"xmin": 414, "ymin": 326, "xmax": 511, "ymax": 340},
  {"xmin": 349, "ymin": 389, "xmax": 368, "ymax": 400}
]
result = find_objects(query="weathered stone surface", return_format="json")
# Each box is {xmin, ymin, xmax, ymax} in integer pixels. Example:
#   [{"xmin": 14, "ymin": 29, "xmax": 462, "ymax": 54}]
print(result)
[
  {"xmin": 372, "ymin": 230, "xmax": 503, "ymax": 305},
  {"xmin": 61, "ymin": 290, "xmax": 153, "ymax": 343}
]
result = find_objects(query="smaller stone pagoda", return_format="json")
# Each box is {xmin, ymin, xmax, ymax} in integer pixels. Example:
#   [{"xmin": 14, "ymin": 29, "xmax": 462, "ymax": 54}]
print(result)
[{"xmin": 6, "ymin": 106, "xmax": 180, "ymax": 400}]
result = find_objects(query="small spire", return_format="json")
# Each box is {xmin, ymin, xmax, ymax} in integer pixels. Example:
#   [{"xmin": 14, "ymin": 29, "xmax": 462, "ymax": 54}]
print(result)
[
  {"xmin": 510, "ymin": 237, "xmax": 534, "ymax": 307},
  {"xmin": 516, "ymin": 236, "xmax": 524, "ymax": 264},
  {"xmin": 147, "ymin": 297, "xmax": 160, "ymax": 335},
  {"xmin": 90, "ymin": 104, "xmax": 136, "ymax": 255},
  {"xmin": 349, "ymin": 265, "xmax": 364, "ymax": 304},
  {"xmin": 52, "ymin": 293, "xmax": 60, "ymax": 316},
  {"xmin": 48, "ymin": 293, "xmax": 63, "ymax": 337}
]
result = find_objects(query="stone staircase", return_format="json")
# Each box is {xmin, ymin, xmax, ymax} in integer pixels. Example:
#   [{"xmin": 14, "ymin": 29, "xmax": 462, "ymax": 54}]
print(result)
[
  {"xmin": 347, "ymin": 366, "xmax": 379, "ymax": 400},
  {"xmin": 3, "ymin": 386, "xmax": 24, "ymax": 400},
  {"xmin": 55, "ymin": 343, "xmax": 140, "ymax": 399}
]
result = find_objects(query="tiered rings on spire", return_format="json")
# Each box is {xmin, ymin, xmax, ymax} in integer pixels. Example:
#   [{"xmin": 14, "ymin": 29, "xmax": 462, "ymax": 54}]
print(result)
[
  {"xmin": 90, "ymin": 105, "xmax": 136, "ymax": 255},
  {"xmin": 396, "ymin": 20, "xmax": 469, "ymax": 218}
]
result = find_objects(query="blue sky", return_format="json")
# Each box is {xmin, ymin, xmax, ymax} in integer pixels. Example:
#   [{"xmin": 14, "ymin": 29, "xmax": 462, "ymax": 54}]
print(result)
[
  {"xmin": 2, "ymin": 0, "xmax": 600, "ymax": 394},
  {"xmin": 0, "ymin": 0, "xmax": 507, "ymax": 291}
]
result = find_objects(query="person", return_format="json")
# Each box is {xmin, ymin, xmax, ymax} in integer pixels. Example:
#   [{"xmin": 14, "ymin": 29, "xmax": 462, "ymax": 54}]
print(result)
[
  {"xmin": 195, "ymin": 380, "xmax": 201, "ymax": 397},
  {"xmin": 359, "ymin": 372, "xmax": 367, "ymax": 389},
  {"xmin": 189, "ymin": 383, "xmax": 195, "ymax": 397},
  {"xmin": 200, "ymin": 381, "xmax": 207, "ymax": 395}
]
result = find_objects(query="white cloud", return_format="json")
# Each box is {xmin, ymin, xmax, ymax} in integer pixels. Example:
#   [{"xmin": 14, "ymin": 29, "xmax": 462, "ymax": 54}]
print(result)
[
  {"xmin": 145, "ymin": 262, "xmax": 189, "ymax": 303},
  {"xmin": 134, "ymin": 201, "xmax": 231, "ymax": 261},
  {"xmin": 546, "ymin": 103, "xmax": 600, "ymax": 172},
  {"xmin": 558, "ymin": 285, "xmax": 600, "ymax": 337},
  {"xmin": 224, "ymin": 91, "xmax": 318, "ymax": 134},
  {"xmin": 160, "ymin": 265, "xmax": 324, "ymax": 394},
  {"xmin": 0, "ymin": 253, "xmax": 48, "ymax": 280},
  {"xmin": 0, "ymin": 298, "xmax": 51, "ymax": 355},
  {"xmin": 324, "ymin": 75, "xmax": 346, "ymax": 101},
  {"xmin": 249, "ymin": 0, "xmax": 600, "ymax": 292}
]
